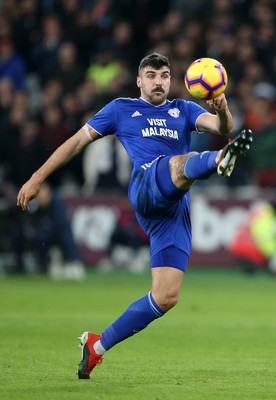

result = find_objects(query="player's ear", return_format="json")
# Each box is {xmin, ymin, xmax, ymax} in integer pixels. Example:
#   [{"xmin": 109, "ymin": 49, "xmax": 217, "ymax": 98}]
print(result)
[{"xmin": 137, "ymin": 77, "xmax": 141, "ymax": 88}]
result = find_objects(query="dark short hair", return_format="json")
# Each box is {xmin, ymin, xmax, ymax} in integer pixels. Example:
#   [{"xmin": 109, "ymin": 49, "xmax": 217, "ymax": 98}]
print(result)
[{"xmin": 138, "ymin": 53, "xmax": 170, "ymax": 74}]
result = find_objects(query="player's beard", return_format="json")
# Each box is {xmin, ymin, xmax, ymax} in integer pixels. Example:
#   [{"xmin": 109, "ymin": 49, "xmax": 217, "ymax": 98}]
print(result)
[{"xmin": 149, "ymin": 90, "xmax": 167, "ymax": 106}]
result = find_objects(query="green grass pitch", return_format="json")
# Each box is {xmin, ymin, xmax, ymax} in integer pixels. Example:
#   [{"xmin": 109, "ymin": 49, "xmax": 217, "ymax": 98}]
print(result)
[{"xmin": 0, "ymin": 268, "xmax": 275, "ymax": 400}]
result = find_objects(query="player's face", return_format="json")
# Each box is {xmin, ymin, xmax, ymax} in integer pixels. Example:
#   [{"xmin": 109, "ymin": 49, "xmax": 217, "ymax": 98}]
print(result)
[{"xmin": 137, "ymin": 67, "xmax": 171, "ymax": 106}]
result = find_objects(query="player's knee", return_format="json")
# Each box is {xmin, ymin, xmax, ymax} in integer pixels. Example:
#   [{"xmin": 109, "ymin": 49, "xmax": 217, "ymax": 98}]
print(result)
[{"xmin": 156, "ymin": 292, "xmax": 179, "ymax": 312}]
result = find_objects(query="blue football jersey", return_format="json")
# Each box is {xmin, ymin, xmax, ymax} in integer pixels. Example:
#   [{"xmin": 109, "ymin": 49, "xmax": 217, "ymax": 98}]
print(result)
[
  {"xmin": 86, "ymin": 97, "xmax": 207, "ymax": 168},
  {"xmin": 86, "ymin": 97, "xmax": 208, "ymax": 262}
]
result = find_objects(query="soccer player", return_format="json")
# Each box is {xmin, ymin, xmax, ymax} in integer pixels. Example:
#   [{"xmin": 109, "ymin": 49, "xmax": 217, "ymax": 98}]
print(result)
[{"xmin": 17, "ymin": 53, "xmax": 253, "ymax": 379}]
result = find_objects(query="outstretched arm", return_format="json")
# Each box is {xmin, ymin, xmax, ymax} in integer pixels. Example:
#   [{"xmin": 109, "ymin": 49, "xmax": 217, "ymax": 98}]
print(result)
[
  {"xmin": 196, "ymin": 93, "xmax": 234, "ymax": 135},
  {"xmin": 17, "ymin": 126, "xmax": 100, "ymax": 211}
]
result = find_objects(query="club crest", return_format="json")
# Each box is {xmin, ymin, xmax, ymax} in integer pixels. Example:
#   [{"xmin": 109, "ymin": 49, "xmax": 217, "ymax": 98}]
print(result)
[{"xmin": 168, "ymin": 108, "xmax": 180, "ymax": 118}]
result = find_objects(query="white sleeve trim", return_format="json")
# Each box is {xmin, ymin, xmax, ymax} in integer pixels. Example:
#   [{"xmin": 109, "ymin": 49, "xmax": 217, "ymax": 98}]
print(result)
[
  {"xmin": 195, "ymin": 112, "xmax": 208, "ymax": 134},
  {"xmin": 82, "ymin": 123, "xmax": 103, "ymax": 140}
]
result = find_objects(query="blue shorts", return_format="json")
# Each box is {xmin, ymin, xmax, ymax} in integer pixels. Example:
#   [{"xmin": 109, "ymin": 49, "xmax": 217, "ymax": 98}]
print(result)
[
  {"xmin": 128, "ymin": 156, "xmax": 191, "ymax": 272},
  {"xmin": 151, "ymin": 245, "xmax": 189, "ymax": 272}
]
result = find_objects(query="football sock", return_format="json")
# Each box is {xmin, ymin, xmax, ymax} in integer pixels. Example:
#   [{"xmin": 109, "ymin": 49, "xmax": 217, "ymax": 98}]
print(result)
[
  {"xmin": 184, "ymin": 151, "xmax": 219, "ymax": 180},
  {"xmin": 99, "ymin": 292, "xmax": 165, "ymax": 351}
]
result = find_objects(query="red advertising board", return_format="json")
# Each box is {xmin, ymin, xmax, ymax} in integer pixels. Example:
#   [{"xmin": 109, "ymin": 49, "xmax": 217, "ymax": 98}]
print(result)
[{"xmin": 64, "ymin": 192, "xmax": 271, "ymax": 267}]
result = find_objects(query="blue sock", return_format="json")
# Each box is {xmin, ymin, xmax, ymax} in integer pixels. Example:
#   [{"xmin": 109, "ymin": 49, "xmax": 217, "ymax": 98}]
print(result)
[
  {"xmin": 100, "ymin": 292, "xmax": 165, "ymax": 351},
  {"xmin": 184, "ymin": 151, "xmax": 218, "ymax": 180}
]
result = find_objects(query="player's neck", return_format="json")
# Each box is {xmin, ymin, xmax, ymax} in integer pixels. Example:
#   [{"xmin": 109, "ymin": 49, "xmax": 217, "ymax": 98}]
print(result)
[{"xmin": 140, "ymin": 96, "xmax": 167, "ymax": 107}]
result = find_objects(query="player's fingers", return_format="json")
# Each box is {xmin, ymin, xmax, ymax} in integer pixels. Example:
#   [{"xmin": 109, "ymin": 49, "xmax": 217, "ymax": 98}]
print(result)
[
  {"xmin": 215, "ymin": 93, "xmax": 227, "ymax": 109},
  {"xmin": 22, "ymin": 199, "xmax": 29, "ymax": 211},
  {"xmin": 17, "ymin": 193, "xmax": 23, "ymax": 208},
  {"xmin": 22, "ymin": 193, "xmax": 30, "ymax": 211},
  {"xmin": 214, "ymin": 98, "xmax": 224, "ymax": 109},
  {"xmin": 17, "ymin": 191, "xmax": 28, "ymax": 211},
  {"xmin": 16, "ymin": 193, "xmax": 20, "ymax": 207},
  {"xmin": 17, "ymin": 188, "xmax": 23, "ymax": 206},
  {"xmin": 214, "ymin": 97, "xmax": 221, "ymax": 105},
  {"xmin": 216, "ymin": 93, "xmax": 225, "ymax": 101}
]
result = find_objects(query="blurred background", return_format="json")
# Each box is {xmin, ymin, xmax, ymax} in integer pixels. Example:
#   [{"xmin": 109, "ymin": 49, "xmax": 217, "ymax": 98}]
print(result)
[{"xmin": 0, "ymin": 0, "xmax": 275, "ymax": 279}]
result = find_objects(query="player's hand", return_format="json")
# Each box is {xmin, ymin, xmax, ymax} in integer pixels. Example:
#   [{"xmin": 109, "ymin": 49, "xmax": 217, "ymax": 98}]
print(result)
[
  {"xmin": 207, "ymin": 93, "xmax": 228, "ymax": 112},
  {"xmin": 17, "ymin": 178, "xmax": 42, "ymax": 211}
]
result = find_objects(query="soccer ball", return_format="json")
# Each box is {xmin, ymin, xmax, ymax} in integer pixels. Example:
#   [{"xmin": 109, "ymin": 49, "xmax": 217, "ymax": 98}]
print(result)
[{"xmin": 184, "ymin": 58, "xmax": 228, "ymax": 100}]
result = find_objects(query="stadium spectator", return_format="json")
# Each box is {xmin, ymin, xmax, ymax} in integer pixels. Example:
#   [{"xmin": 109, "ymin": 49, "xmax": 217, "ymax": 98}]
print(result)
[
  {"xmin": 38, "ymin": 78, "xmax": 63, "ymax": 110},
  {"xmin": 13, "ymin": 182, "xmax": 85, "ymax": 279},
  {"xmin": 0, "ymin": 91, "xmax": 29, "ymax": 175},
  {"xmin": 39, "ymin": 105, "xmax": 69, "ymax": 153},
  {"xmin": 0, "ymin": 77, "xmax": 14, "ymax": 124},
  {"xmin": 12, "ymin": 0, "xmax": 41, "ymax": 68},
  {"xmin": 1, "ymin": 118, "xmax": 47, "ymax": 189},
  {"xmin": 55, "ymin": 0, "xmax": 80, "ymax": 36},
  {"xmin": 82, "ymin": 135, "xmax": 131, "ymax": 195},
  {"xmin": 111, "ymin": 21, "xmax": 137, "ymax": 69},
  {"xmin": 0, "ymin": 14, "xmax": 13, "ymax": 39},
  {"xmin": 74, "ymin": 79, "xmax": 100, "ymax": 116},
  {"xmin": 62, "ymin": 92, "xmax": 82, "ymax": 137},
  {"xmin": 0, "ymin": 0, "xmax": 19, "ymax": 24},
  {"xmin": 70, "ymin": 9, "xmax": 96, "ymax": 67},
  {"xmin": 53, "ymin": 41, "xmax": 85, "ymax": 94},
  {"xmin": 0, "ymin": 37, "xmax": 26, "ymax": 91},
  {"xmin": 112, "ymin": 0, "xmax": 170, "ymax": 58},
  {"xmin": 29, "ymin": 13, "xmax": 63, "ymax": 85},
  {"xmin": 89, "ymin": 0, "xmax": 114, "ymax": 47},
  {"xmin": 86, "ymin": 46, "xmax": 121, "ymax": 94},
  {"xmin": 169, "ymin": 0, "xmax": 207, "ymax": 21},
  {"xmin": 38, "ymin": 104, "xmax": 77, "ymax": 187}
]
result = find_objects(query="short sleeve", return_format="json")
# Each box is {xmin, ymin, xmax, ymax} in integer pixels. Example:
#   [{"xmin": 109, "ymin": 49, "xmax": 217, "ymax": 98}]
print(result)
[
  {"xmin": 185, "ymin": 100, "xmax": 208, "ymax": 131},
  {"xmin": 86, "ymin": 100, "xmax": 117, "ymax": 136}
]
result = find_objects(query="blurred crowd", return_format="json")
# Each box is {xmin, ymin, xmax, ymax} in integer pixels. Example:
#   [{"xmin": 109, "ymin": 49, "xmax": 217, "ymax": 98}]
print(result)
[
  {"xmin": 0, "ymin": 0, "xmax": 275, "ymax": 195},
  {"xmin": 0, "ymin": 0, "xmax": 275, "ymax": 275}
]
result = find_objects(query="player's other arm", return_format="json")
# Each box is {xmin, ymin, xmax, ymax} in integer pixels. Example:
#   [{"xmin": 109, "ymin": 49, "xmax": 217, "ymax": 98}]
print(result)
[
  {"xmin": 17, "ymin": 126, "xmax": 100, "ymax": 211},
  {"xmin": 196, "ymin": 93, "xmax": 233, "ymax": 135}
]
